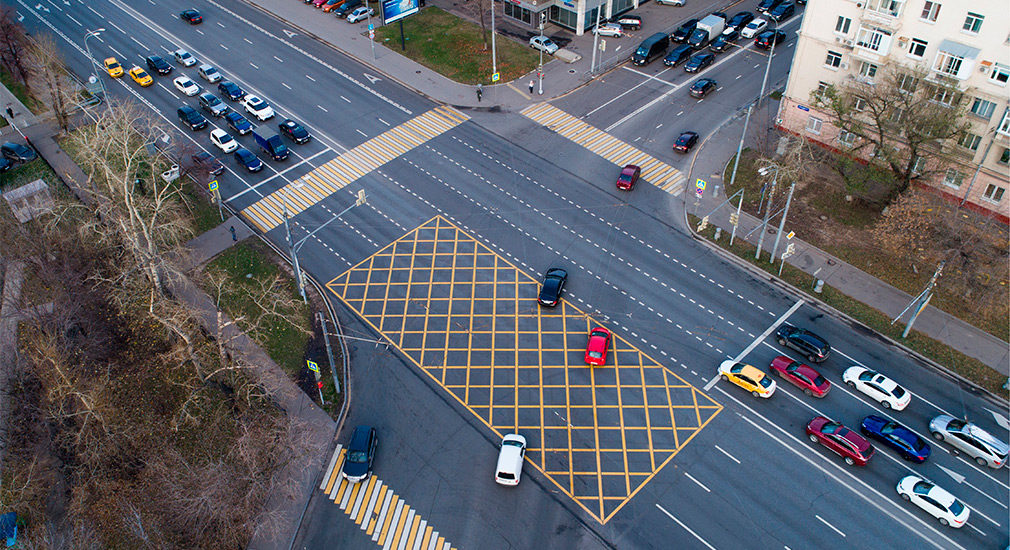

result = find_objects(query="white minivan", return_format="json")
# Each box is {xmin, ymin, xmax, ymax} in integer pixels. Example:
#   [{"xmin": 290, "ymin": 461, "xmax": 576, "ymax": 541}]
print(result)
[{"xmin": 495, "ymin": 434, "xmax": 527, "ymax": 486}]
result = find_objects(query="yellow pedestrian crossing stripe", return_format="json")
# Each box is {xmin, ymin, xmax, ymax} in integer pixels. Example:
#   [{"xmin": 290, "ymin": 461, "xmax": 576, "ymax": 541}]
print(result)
[
  {"xmin": 521, "ymin": 103, "xmax": 686, "ymax": 194},
  {"xmin": 321, "ymin": 445, "xmax": 458, "ymax": 550},
  {"xmin": 241, "ymin": 106, "xmax": 469, "ymax": 233}
]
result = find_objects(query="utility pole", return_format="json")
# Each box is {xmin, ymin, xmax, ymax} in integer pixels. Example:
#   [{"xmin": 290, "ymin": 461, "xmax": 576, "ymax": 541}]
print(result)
[
  {"xmin": 755, "ymin": 166, "xmax": 778, "ymax": 260},
  {"xmin": 727, "ymin": 104, "xmax": 754, "ymax": 191},
  {"xmin": 757, "ymin": 19, "xmax": 778, "ymax": 108},
  {"xmin": 590, "ymin": 6, "xmax": 602, "ymax": 73},
  {"xmin": 770, "ymin": 182, "xmax": 796, "ymax": 264},
  {"xmin": 490, "ymin": 0, "xmax": 497, "ymax": 80},
  {"xmin": 729, "ymin": 190, "xmax": 743, "ymax": 246},
  {"xmin": 892, "ymin": 261, "xmax": 945, "ymax": 338},
  {"xmin": 537, "ymin": 12, "xmax": 545, "ymax": 95},
  {"xmin": 285, "ymin": 190, "xmax": 368, "ymax": 301}
]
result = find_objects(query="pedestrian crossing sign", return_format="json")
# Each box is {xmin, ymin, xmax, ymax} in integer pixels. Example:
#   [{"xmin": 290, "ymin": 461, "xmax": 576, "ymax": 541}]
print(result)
[
  {"xmin": 492, "ymin": 72, "xmax": 500, "ymax": 82},
  {"xmin": 695, "ymin": 179, "xmax": 706, "ymax": 196},
  {"xmin": 307, "ymin": 360, "xmax": 319, "ymax": 373},
  {"xmin": 208, "ymin": 180, "xmax": 218, "ymax": 191}
]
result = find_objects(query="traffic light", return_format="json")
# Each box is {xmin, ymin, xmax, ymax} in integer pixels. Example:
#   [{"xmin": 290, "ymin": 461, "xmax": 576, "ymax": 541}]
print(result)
[
  {"xmin": 729, "ymin": 212, "xmax": 739, "ymax": 226},
  {"xmin": 697, "ymin": 216, "xmax": 709, "ymax": 232}
]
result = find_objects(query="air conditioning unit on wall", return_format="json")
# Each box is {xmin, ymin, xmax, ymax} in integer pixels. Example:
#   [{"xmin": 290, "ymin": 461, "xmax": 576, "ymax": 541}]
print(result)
[{"xmin": 840, "ymin": 62, "xmax": 849, "ymax": 69}]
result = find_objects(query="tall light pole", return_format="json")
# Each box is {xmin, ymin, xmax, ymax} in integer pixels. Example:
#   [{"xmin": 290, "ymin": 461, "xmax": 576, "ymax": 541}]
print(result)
[
  {"xmin": 84, "ymin": 29, "xmax": 107, "ymax": 99},
  {"xmin": 757, "ymin": 19, "xmax": 778, "ymax": 108},
  {"xmin": 755, "ymin": 165, "xmax": 778, "ymax": 260},
  {"xmin": 770, "ymin": 181, "xmax": 796, "ymax": 263},
  {"xmin": 285, "ymin": 190, "xmax": 368, "ymax": 301},
  {"xmin": 537, "ymin": 12, "xmax": 545, "ymax": 95}
]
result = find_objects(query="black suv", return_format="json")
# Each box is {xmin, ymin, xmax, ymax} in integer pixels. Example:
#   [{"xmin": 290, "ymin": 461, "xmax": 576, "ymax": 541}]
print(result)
[
  {"xmin": 191, "ymin": 151, "xmax": 224, "ymax": 176},
  {"xmin": 177, "ymin": 105, "xmax": 208, "ymax": 131},
  {"xmin": 341, "ymin": 425, "xmax": 377, "ymax": 483},
  {"xmin": 664, "ymin": 44, "xmax": 693, "ymax": 67},
  {"xmin": 776, "ymin": 325, "xmax": 831, "ymax": 363},
  {"xmin": 145, "ymin": 55, "xmax": 172, "ymax": 75},
  {"xmin": 671, "ymin": 19, "xmax": 700, "ymax": 43},
  {"xmin": 279, "ymin": 119, "xmax": 311, "ymax": 144}
]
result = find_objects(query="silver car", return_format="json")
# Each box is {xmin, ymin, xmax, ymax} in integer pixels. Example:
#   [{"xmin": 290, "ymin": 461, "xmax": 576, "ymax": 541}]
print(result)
[
  {"xmin": 529, "ymin": 36, "xmax": 559, "ymax": 55},
  {"xmin": 929, "ymin": 415, "xmax": 1008, "ymax": 468}
]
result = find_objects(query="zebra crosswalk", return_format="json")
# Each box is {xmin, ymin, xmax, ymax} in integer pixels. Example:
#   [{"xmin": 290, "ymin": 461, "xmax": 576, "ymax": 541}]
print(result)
[
  {"xmin": 521, "ymin": 103, "xmax": 687, "ymax": 195},
  {"xmin": 241, "ymin": 106, "xmax": 469, "ymax": 233},
  {"xmin": 321, "ymin": 445, "xmax": 457, "ymax": 550}
]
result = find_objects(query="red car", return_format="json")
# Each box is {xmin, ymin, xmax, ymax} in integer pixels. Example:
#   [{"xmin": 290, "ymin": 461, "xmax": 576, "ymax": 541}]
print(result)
[
  {"xmin": 311, "ymin": 0, "xmax": 329, "ymax": 7},
  {"xmin": 584, "ymin": 327, "xmax": 611, "ymax": 366},
  {"xmin": 616, "ymin": 164, "xmax": 640, "ymax": 190},
  {"xmin": 769, "ymin": 356, "xmax": 830, "ymax": 397},
  {"xmin": 806, "ymin": 416, "xmax": 874, "ymax": 466}
]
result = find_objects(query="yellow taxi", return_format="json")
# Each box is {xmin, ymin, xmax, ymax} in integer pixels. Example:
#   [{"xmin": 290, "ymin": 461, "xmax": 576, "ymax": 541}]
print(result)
[
  {"xmin": 103, "ymin": 57, "xmax": 123, "ymax": 78},
  {"xmin": 128, "ymin": 66, "xmax": 153, "ymax": 87},
  {"xmin": 718, "ymin": 360, "xmax": 776, "ymax": 398}
]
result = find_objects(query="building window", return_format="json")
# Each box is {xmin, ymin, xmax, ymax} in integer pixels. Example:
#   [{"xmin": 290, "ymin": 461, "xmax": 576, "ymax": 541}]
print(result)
[
  {"xmin": 990, "ymin": 63, "xmax": 1009, "ymax": 85},
  {"xmin": 890, "ymin": 108, "xmax": 905, "ymax": 123},
  {"xmin": 970, "ymin": 98, "xmax": 996, "ymax": 119},
  {"xmin": 921, "ymin": 1, "xmax": 941, "ymax": 22},
  {"xmin": 853, "ymin": 97, "xmax": 868, "ymax": 112},
  {"xmin": 983, "ymin": 184, "xmax": 1005, "ymax": 203},
  {"xmin": 943, "ymin": 169, "xmax": 964, "ymax": 189},
  {"xmin": 806, "ymin": 116, "xmax": 823, "ymax": 134},
  {"xmin": 1000, "ymin": 148, "xmax": 1010, "ymax": 165},
  {"xmin": 897, "ymin": 73, "xmax": 918, "ymax": 93},
  {"xmin": 934, "ymin": 50, "xmax": 964, "ymax": 77},
  {"xmin": 859, "ymin": 61, "xmax": 878, "ymax": 78},
  {"xmin": 1000, "ymin": 111, "xmax": 1010, "ymax": 136},
  {"xmin": 929, "ymin": 85, "xmax": 962, "ymax": 106},
  {"xmin": 825, "ymin": 50, "xmax": 842, "ymax": 68},
  {"xmin": 838, "ymin": 131, "xmax": 857, "ymax": 146},
  {"xmin": 817, "ymin": 81, "xmax": 831, "ymax": 95},
  {"xmin": 835, "ymin": 16, "xmax": 851, "ymax": 34},
  {"xmin": 856, "ymin": 26, "xmax": 892, "ymax": 53},
  {"xmin": 912, "ymin": 156, "xmax": 926, "ymax": 173},
  {"xmin": 868, "ymin": 0, "xmax": 904, "ymax": 17},
  {"xmin": 958, "ymin": 132, "xmax": 982, "ymax": 151},
  {"xmin": 907, "ymin": 38, "xmax": 927, "ymax": 58},
  {"xmin": 962, "ymin": 12, "xmax": 984, "ymax": 33}
]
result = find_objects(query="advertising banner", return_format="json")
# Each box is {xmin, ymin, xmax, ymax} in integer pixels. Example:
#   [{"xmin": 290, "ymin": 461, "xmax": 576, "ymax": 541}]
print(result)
[{"xmin": 382, "ymin": 0, "xmax": 419, "ymax": 25}]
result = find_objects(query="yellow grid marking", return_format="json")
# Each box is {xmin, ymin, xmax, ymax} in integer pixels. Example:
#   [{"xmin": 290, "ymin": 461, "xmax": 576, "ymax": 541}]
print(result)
[
  {"xmin": 521, "ymin": 103, "xmax": 686, "ymax": 196},
  {"xmin": 241, "ymin": 106, "xmax": 468, "ymax": 233},
  {"xmin": 325, "ymin": 216, "xmax": 722, "ymax": 524}
]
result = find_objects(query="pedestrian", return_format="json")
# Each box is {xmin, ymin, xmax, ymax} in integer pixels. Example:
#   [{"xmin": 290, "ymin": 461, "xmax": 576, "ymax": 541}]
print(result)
[
  {"xmin": 476, "ymin": 83, "xmax": 482, "ymax": 102},
  {"xmin": 230, "ymin": 226, "xmax": 237, "ymax": 242},
  {"xmin": 529, "ymin": 80, "xmax": 534, "ymax": 94}
]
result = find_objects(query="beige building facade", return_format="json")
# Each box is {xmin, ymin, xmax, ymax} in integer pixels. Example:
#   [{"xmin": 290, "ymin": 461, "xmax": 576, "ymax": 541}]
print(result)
[{"xmin": 777, "ymin": 0, "xmax": 1010, "ymax": 222}]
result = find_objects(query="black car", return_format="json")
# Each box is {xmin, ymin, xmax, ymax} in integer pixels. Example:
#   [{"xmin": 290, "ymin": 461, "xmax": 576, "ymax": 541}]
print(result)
[
  {"xmin": 333, "ymin": 0, "xmax": 362, "ymax": 18},
  {"xmin": 613, "ymin": 14, "xmax": 642, "ymax": 30},
  {"xmin": 279, "ymin": 119, "xmax": 311, "ymax": 144},
  {"xmin": 757, "ymin": 0, "xmax": 783, "ymax": 14},
  {"xmin": 177, "ymin": 105, "xmax": 208, "ymax": 131},
  {"xmin": 727, "ymin": 11, "xmax": 755, "ymax": 32},
  {"xmin": 218, "ymin": 81, "xmax": 246, "ymax": 101},
  {"xmin": 180, "ymin": 9, "xmax": 202, "ymax": 24},
  {"xmin": 145, "ymin": 55, "xmax": 172, "ymax": 75},
  {"xmin": 769, "ymin": 2, "xmax": 795, "ymax": 22},
  {"xmin": 0, "ymin": 157, "xmax": 13, "ymax": 173},
  {"xmin": 191, "ymin": 151, "xmax": 224, "ymax": 177},
  {"xmin": 225, "ymin": 111, "xmax": 252, "ymax": 135},
  {"xmin": 709, "ymin": 33, "xmax": 736, "ymax": 53},
  {"xmin": 673, "ymin": 131, "xmax": 699, "ymax": 153},
  {"xmin": 671, "ymin": 19, "xmax": 700, "ymax": 43},
  {"xmin": 689, "ymin": 78, "xmax": 717, "ymax": 98},
  {"xmin": 234, "ymin": 147, "xmax": 264, "ymax": 172},
  {"xmin": 538, "ymin": 267, "xmax": 567, "ymax": 307},
  {"xmin": 341, "ymin": 425, "xmax": 377, "ymax": 483},
  {"xmin": 755, "ymin": 30, "xmax": 787, "ymax": 49},
  {"xmin": 684, "ymin": 52, "xmax": 715, "ymax": 73},
  {"xmin": 776, "ymin": 324, "xmax": 831, "ymax": 362},
  {"xmin": 1, "ymin": 141, "xmax": 37, "ymax": 163},
  {"xmin": 663, "ymin": 44, "xmax": 693, "ymax": 67}
]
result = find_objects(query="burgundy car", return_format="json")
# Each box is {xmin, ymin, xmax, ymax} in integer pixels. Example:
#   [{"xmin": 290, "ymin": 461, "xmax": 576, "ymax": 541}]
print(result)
[
  {"xmin": 807, "ymin": 416, "xmax": 874, "ymax": 466},
  {"xmin": 769, "ymin": 356, "xmax": 830, "ymax": 397},
  {"xmin": 617, "ymin": 164, "xmax": 641, "ymax": 190}
]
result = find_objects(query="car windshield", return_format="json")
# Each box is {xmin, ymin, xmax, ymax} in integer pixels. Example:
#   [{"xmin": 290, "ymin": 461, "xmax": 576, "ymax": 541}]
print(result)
[
  {"xmin": 820, "ymin": 422, "xmax": 841, "ymax": 435},
  {"xmin": 502, "ymin": 440, "xmax": 523, "ymax": 448},
  {"xmin": 220, "ymin": 134, "xmax": 233, "ymax": 143},
  {"xmin": 948, "ymin": 418, "xmax": 967, "ymax": 431},
  {"xmin": 619, "ymin": 173, "xmax": 633, "ymax": 182},
  {"xmin": 347, "ymin": 450, "xmax": 367, "ymax": 463},
  {"xmin": 635, "ymin": 46, "xmax": 649, "ymax": 56},
  {"xmin": 812, "ymin": 374, "xmax": 826, "ymax": 386}
]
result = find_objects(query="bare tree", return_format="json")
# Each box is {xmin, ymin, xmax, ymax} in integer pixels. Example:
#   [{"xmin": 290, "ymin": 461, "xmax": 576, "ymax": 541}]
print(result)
[
  {"xmin": 0, "ymin": 4, "xmax": 32, "ymax": 91},
  {"xmin": 29, "ymin": 33, "xmax": 73, "ymax": 131},
  {"xmin": 810, "ymin": 65, "xmax": 971, "ymax": 202}
]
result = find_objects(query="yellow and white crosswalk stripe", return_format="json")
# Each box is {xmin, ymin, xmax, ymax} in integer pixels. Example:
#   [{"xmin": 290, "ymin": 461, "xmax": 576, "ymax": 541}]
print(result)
[
  {"xmin": 242, "ymin": 106, "xmax": 469, "ymax": 233},
  {"xmin": 321, "ymin": 445, "xmax": 458, "ymax": 550},
  {"xmin": 521, "ymin": 102, "xmax": 686, "ymax": 195}
]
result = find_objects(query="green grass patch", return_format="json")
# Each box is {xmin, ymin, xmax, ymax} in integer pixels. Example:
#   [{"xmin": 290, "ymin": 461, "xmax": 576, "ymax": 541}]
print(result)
[
  {"xmin": 0, "ymin": 157, "xmax": 60, "ymax": 192},
  {"xmin": 0, "ymin": 68, "xmax": 45, "ymax": 114},
  {"xmin": 690, "ymin": 214, "xmax": 1007, "ymax": 399},
  {"xmin": 374, "ymin": 7, "xmax": 540, "ymax": 84}
]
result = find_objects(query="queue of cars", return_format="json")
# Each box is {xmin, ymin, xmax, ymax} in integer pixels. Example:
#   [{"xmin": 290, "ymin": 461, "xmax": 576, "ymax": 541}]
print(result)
[{"xmin": 303, "ymin": 0, "xmax": 374, "ymax": 22}]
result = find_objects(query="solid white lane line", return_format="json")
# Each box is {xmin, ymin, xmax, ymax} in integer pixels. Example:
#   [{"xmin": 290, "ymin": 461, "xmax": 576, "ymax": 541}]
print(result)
[
  {"xmin": 705, "ymin": 299, "xmax": 804, "ymax": 391},
  {"xmin": 655, "ymin": 504, "xmax": 718, "ymax": 550},
  {"xmin": 684, "ymin": 472, "xmax": 710, "ymax": 492},
  {"xmin": 714, "ymin": 445, "xmax": 740, "ymax": 464},
  {"xmin": 815, "ymin": 515, "xmax": 845, "ymax": 537}
]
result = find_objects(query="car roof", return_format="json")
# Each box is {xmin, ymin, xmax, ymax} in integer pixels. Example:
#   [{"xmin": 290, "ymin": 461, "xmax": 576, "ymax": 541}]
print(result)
[
  {"xmin": 963, "ymin": 423, "xmax": 1010, "ymax": 453},
  {"xmin": 349, "ymin": 425, "xmax": 373, "ymax": 449}
]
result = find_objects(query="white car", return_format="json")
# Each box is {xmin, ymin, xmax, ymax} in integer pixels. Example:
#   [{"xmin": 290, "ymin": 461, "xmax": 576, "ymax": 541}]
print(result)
[
  {"xmin": 656, "ymin": 0, "xmax": 686, "ymax": 5},
  {"xmin": 929, "ymin": 415, "xmax": 1008, "ymax": 468},
  {"xmin": 173, "ymin": 76, "xmax": 200, "ymax": 96},
  {"xmin": 494, "ymin": 433, "xmax": 526, "ymax": 486},
  {"xmin": 529, "ymin": 35, "xmax": 559, "ymax": 55},
  {"xmin": 347, "ymin": 6, "xmax": 374, "ymax": 23},
  {"xmin": 173, "ymin": 49, "xmax": 197, "ymax": 67},
  {"xmin": 209, "ymin": 129, "xmax": 238, "ymax": 153},
  {"xmin": 197, "ymin": 64, "xmax": 223, "ymax": 83},
  {"xmin": 842, "ymin": 366, "xmax": 911, "ymax": 410},
  {"xmin": 896, "ymin": 476, "xmax": 969, "ymax": 528},
  {"xmin": 242, "ymin": 95, "xmax": 275, "ymax": 121},
  {"xmin": 593, "ymin": 23, "xmax": 624, "ymax": 37},
  {"xmin": 741, "ymin": 18, "xmax": 767, "ymax": 39}
]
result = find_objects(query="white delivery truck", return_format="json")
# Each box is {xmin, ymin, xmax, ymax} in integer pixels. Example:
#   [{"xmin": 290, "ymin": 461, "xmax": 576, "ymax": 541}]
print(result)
[{"xmin": 688, "ymin": 14, "xmax": 726, "ymax": 49}]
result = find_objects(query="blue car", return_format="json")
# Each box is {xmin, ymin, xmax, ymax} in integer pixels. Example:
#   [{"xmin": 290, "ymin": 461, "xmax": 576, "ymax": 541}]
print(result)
[
  {"xmin": 234, "ymin": 147, "xmax": 263, "ymax": 172},
  {"xmin": 225, "ymin": 111, "xmax": 252, "ymax": 135},
  {"xmin": 218, "ymin": 80, "xmax": 246, "ymax": 101},
  {"xmin": 860, "ymin": 415, "xmax": 930, "ymax": 463}
]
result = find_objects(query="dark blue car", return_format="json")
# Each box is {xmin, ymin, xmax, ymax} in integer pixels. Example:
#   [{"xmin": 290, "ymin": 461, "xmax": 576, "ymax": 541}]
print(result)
[
  {"xmin": 342, "ymin": 425, "xmax": 378, "ymax": 483},
  {"xmin": 225, "ymin": 111, "xmax": 252, "ymax": 135},
  {"xmin": 234, "ymin": 147, "xmax": 263, "ymax": 172},
  {"xmin": 860, "ymin": 415, "xmax": 931, "ymax": 463},
  {"xmin": 218, "ymin": 80, "xmax": 246, "ymax": 101}
]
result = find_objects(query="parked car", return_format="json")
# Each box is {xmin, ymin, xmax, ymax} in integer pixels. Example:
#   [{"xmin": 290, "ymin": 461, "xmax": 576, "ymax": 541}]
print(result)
[
  {"xmin": 103, "ymin": 57, "xmax": 123, "ymax": 78},
  {"xmin": 593, "ymin": 23, "xmax": 624, "ymax": 37},
  {"xmin": 225, "ymin": 111, "xmax": 253, "ymax": 135},
  {"xmin": 234, "ymin": 147, "xmax": 264, "ymax": 172},
  {"xmin": 1, "ymin": 141, "xmax": 37, "ymax": 163},
  {"xmin": 174, "ymin": 49, "xmax": 197, "ymax": 67},
  {"xmin": 128, "ymin": 66, "xmax": 153, "ymax": 87},
  {"xmin": 656, "ymin": 0, "xmax": 686, "ymax": 5},
  {"xmin": 584, "ymin": 327, "xmax": 612, "ymax": 366},
  {"xmin": 769, "ymin": 356, "xmax": 829, "ymax": 397},
  {"xmin": 173, "ymin": 76, "xmax": 201, "ymax": 96},
  {"xmin": 279, "ymin": 119, "xmax": 311, "ymax": 144},
  {"xmin": 740, "ymin": 18, "xmax": 767, "ymax": 39},
  {"xmin": 242, "ymin": 95, "xmax": 275, "ymax": 121},
  {"xmin": 929, "ymin": 415, "xmax": 1008, "ymax": 468},
  {"xmin": 755, "ymin": 30, "xmax": 787, "ymax": 49},
  {"xmin": 347, "ymin": 6, "xmax": 374, "ymax": 22},
  {"xmin": 718, "ymin": 361, "xmax": 776, "ymax": 398},
  {"xmin": 191, "ymin": 151, "xmax": 224, "ymax": 176},
  {"xmin": 210, "ymin": 129, "xmax": 238, "ymax": 153},
  {"xmin": 495, "ymin": 434, "xmax": 527, "ymax": 486},
  {"xmin": 663, "ymin": 44, "xmax": 693, "ymax": 67},
  {"xmin": 537, "ymin": 267, "xmax": 567, "ymax": 306},
  {"xmin": 333, "ymin": 0, "xmax": 362, "ymax": 18},
  {"xmin": 198, "ymin": 64, "xmax": 223, "ymax": 83},
  {"xmin": 806, "ymin": 416, "xmax": 874, "ymax": 466},
  {"xmin": 616, "ymin": 164, "xmax": 640, "ymax": 190},
  {"xmin": 671, "ymin": 19, "xmax": 700, "ymax": 43},
  {"xmin": 684, "ymin": 52, "xmax": 715, "ymax": 73},
  {"xmin": 896, "ymin": 476, "xmax": 969, "ymax": 527},
  {"xmin": 145, "ymin": 55, "xmax": 172, "ymax": 75},
  {"xmin": 198, "ymin": 92, "xmax": 228, "ymax": 117},
  {"xmin": 218, "ymin": 81, "xmax": 246, "ymax": 101},
  {"xmin": 319, "ymin": 0, "xmax": 342, "ymax": 11},
  {"xmin": 673, "ymin": 131, "xmax": 699, "ymax": 153},
  {"xmin": 179, "ymin": 9, "xmax": 202, "ymax": 24},
  {"xmin": 613, "ymin": 14, "xmax": 642, "ymax": 30},
  {"xmin": 530, "ymin": 35, "xmax": 559, "ymax": 55},
  {"xmin": 689, "ymin": 78, "xmax": 717, "ymax": 98},
  {"xmin": 860, "ymin": 415, "xmax": 930, "ymax": 463},
  {"xmin": 0, "ymin": 158, "xmax": 12, "ymax": 173},
  {"xmin": 842, "ymin": 366, "xmax": 911, "ymax": 410},
  {"xmin": 177, "ymin": 105, "xmax": 208, "ymax": 131},
  {"xmin": 341, "ymin": 425, "xmax": 378, "ymax": 483},
  {"xmin": 775, "ymin": 324, "xmax": 830, "ymax": 362}
]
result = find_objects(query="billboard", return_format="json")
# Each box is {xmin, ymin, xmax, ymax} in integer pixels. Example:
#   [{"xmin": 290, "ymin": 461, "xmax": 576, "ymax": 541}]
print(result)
[{"xmin": 382, "ymin": 0, "xmax": 419, "ymax": 25}]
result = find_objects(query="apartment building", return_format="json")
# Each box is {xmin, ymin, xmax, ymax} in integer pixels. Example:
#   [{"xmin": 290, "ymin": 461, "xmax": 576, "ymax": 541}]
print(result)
[{"xmin": 778, "ymin": 0, "xmax": 1010, "ymax": 221}]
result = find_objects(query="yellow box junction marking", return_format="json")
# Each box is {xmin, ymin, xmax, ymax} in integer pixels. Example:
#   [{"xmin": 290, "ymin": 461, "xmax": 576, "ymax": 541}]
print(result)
[
  {"xmin": 325, "ymin": 216, "xmax": 722, "ymax": 524},
  {"xmin": 521, "ymin": 103, "xmax": 686, "ymax": 195},
  {"xmin": 241, "ymin": 106, "xmax": 468, "ymax": 233},
  {"xmin": 319, "ymin": 444, "xmax": 458, "ymax": 550}
]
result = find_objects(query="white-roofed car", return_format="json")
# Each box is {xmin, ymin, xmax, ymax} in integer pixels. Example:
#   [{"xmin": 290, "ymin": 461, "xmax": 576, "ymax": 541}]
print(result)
[
  {"xmin": 495, "ymin": 433, "xmax": 527, "ymax": 486},
  {"xmin": 529, "ymin": 35, "xmax": 559, "ymax": 55},
  {"xmin": 740, "ymin": 18, "xmax": 767, "ymax": 39},
  {"xmin": 593, "ymin": 23, "xmax": 624, "ymax": 37},
  {"xmin": 841, "ymin": 366, "xmax": 911, "ymax": 410},
  {"xmin": 173, "ymin": 76, "xmax": 200, "ymax": 96},
  {"xmin": 896, "ymin": 475, "xmax": 969, "ymax": 528},
  {"xmin": 347, "ymin": 6, "xmax": 374, "ymax": 23},
  {"xmin": 210, "ymin": 129, "xmax": 238, "ymax": 153},
  {"xmin": 242, "ymin": 94, "xmax": 275, "ymax": 121},
  {"xmin": 929, "ymin": 415, "xmax": 1008, "ymax": 468},
  {"xmin": 173, "ymin": 48, "xmax": 197, "ymax": 67}
]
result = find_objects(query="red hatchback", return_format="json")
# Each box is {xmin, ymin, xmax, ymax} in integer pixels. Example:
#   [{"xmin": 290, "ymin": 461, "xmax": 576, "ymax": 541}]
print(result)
[
  {"xmin": 769, "ymin": 356, "xmax": 830, "ymax": 397},
  {"xmin": 584, "ymin": 327, "xmax": 611, "ymax": 366},
  {"xmin": 616, "ymin": 164, "xmax": 640, "ymax": 190},
  {"xmin": 806, "ymin": 416, "xmax": 874, "ymax": 466}
]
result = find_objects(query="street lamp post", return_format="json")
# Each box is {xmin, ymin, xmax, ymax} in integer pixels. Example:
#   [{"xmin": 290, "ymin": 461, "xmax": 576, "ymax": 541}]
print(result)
[
  {"xmin": 284, "ymin": 190, "xmax": 368, "ymax": 301},
  {"xmin": 755, "ymin": 166, "xmax": 778, "ymax": 260},
  {"xmin": 757, "ymin": 19, "xmax": 778, "ymax": 108},
  {"xmin": 770, "ymin": 181, "xmax": 796, "ymax": 263},
  {"xmin": 537, "ymin": 13, "xmax": 545, "ymax": 95},
  {"xmin": 84, "ymin": 29, "xmax": 107, "ymax": 99}
]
